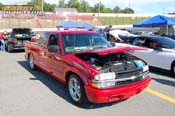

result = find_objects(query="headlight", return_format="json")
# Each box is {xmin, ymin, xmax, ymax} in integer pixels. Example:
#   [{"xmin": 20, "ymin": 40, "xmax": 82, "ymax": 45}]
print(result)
[
  {"xmin": 94, "ymin": 72, "xmax": 116, "ymax": 81},
  {"xmin": 91, "ymin": 72, "xmax": 116, "ymax": 88}
]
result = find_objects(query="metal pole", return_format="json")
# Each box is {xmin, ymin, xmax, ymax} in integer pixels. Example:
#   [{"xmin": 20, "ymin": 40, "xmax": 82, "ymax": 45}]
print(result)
[
  {"xmin": 129, "ymin": 0, "xmax": 131, "ymax": 8},
  {"xmin": 98, "ymin": 1, "xmax": 100, "ymax": 19},
  {"xmin": 42, "ymin": 0, "xmax": 44, "ymax": 12}
]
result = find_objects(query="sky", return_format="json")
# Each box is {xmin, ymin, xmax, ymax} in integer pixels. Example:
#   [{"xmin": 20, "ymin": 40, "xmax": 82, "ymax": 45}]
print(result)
[{"xmin": 1, "ymin": 0, "xmax": 175, "ymax": 14}]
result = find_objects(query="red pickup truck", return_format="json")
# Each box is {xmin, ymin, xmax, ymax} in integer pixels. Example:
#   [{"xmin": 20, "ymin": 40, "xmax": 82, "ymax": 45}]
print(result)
[{"xmin": 25, "ymin": 29, "xmax": 151, "ymax": 105}]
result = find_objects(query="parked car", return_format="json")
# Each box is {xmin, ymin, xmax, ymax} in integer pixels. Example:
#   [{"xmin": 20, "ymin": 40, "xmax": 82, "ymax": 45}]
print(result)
[
  {"xmin": 6, "ymin": 28, "xmax": 32, "ymax": 52},
  {"xmin": 115, "ymin": 35, "xmax": 175, "ymax": 76},
  {"xmin": 118, "ymin": 34, "xmax": 139, "ymax": 43},
  {"xmin": 109, "ymin": 30, "xmax": 136, "ymax": 42},
  {"xmin": 25, "ymin": 29, "xmax": 151, "ymax": 105}
]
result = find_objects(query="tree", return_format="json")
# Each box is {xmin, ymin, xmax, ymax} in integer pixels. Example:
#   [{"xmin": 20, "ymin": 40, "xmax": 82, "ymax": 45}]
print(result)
[
  {"xmin": 79, "ymin": 0, "xmax": 91, "ymax": 12},
  {"xmin": 113, "ymin": 6, "xmax": 121, "ymax": 13},
  {"xmin": 58, "ymin": 0, "xmax": 66, "ymax": 8},
  {"xmin": 93, "ymin": 2, "xmax": 105, "ymax": 13},
  {"xmin": 121, "ymin": 7, "xmax": 134, "ymax": 14},
  {"xmin": 27, "ymin": 0, "xmax": 43, "ymax": 11},
  {"xmin": 44, "ymin": 3, "xmax": 57, "ymax": 12},
  {"xmin": 0, "ymin": 2, "xmax": 3, "ymax": 10},
  {"xmin": 105, "ymin": 8, "xmax": 112, "ymax": 13},
  {"xmin": 67, "ymin": 0, "xmax": 80, "ymax": 8}
]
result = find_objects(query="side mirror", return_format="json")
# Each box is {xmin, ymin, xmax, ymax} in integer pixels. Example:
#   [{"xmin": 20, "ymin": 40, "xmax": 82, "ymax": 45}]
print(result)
[{"xmin": 48, "ymin": 45, "xmax": 60, "ymax": 53}]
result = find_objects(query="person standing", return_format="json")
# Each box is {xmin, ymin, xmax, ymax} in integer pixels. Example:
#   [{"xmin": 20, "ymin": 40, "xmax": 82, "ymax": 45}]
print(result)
[
  {"xmin": 106, "ymin": 25, "xmax": 112, "ymax": 41},
  {"xmin": 0, "ymin": 32, "xmax": 5, "ymax": 51},
  {"xmin": 0, "ymin": 31, "xmax": 9, "ymax": 51}
]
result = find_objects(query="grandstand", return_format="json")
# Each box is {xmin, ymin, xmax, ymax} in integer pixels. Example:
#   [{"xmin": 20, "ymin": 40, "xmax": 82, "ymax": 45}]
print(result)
[
  {"xmin": 0, "ymin": 11, "xmax": 99, "ymax": 29},
  {"xmin": 1, "ymin": 5, "xmax": 174, "ymax": 29}
]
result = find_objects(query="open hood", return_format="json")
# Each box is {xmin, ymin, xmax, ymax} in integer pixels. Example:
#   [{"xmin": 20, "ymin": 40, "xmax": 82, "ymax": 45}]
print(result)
[{"xmin": 75, "ymin": 46, "xmax": 147, "ymax": 56}]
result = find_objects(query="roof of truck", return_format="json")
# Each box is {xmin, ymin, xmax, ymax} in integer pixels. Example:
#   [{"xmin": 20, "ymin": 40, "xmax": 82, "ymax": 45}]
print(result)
[{"xmin": 46, "ymin": 29, "xmax": 98, "ymax": 34}]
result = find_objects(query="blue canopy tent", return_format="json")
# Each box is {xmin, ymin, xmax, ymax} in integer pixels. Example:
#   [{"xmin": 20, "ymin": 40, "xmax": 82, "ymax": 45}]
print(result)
[
  {"xmin": 56, "ymin": 21, "xmax": 82, "ymax": 28},
  {"xmin": 82, "ymin": 23, "xmax": 96, "ymax": 29},
  {"xmin": 133, "ymin": 15, "xmax": 175, "ymax": 35},
  {"xmin": 133, "ymin": 15, "xmax": 175, "ymax": 27}
]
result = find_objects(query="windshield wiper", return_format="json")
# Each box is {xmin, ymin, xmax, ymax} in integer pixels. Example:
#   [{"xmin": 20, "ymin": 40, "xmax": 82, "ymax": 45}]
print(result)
[
  {"xmin": 93, "ymin": 45, "xmax": 107, "ymax": 49},
  {"xmin": 74, "ymin": 47, "xmax": 90, "ymax": 52}
]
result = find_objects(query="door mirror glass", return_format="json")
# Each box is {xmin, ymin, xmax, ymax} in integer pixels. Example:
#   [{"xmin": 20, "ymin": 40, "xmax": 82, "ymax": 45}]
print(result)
[{"xmin": 48, "ymin": 45, "xmax": 60, "ymax": 53}]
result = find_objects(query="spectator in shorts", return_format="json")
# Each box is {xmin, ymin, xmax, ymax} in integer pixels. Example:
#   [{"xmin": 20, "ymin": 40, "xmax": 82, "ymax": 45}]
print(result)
[
  {"xmin": 0, "ymin": 32, "xmax": 5, "ymax": 51},
  {"xmin": 0, "ymin": 31, "xmax": 9, "ymax": 51}
]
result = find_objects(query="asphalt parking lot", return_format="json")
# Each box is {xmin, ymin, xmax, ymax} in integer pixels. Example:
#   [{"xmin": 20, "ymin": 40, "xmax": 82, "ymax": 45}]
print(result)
[{"xmin": 0, "ymin": 51, "xmax": 175, "ymax": 116}]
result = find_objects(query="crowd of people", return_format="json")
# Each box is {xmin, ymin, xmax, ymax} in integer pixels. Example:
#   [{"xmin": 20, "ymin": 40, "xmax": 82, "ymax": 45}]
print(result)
[{"xmin": 0, "ymin": 31, "xmax": 9, "ymax": 51}]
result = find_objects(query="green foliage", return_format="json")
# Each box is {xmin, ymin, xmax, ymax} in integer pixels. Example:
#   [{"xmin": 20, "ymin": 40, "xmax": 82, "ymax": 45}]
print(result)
[
  {"xmin": 0, "ymin": 2, "xmax": 3, "ymax": 10},
  {"xmin": 113, "ymin": 6, "xmax": 121, "ymax": 13},
  {"xmin": 105, "ymin": 8, "xmax": 112, "ymax": 13},
  {"xmin": 22, "ymin": 0, "xmax": 136, "ymax": 13},
  {"xmin": 79, "ymin": 0, "xmax": 91, "ymax": 12},
  {"xmin": 99, "ymin": 16, "xmax": 147, "ymax": 25},
  {"xmin": 44, "ymin": 3, "xmax": 57, "ymax": 12},
  {"xmin": 58, "ymin": 0, "xmax": 66, "ymax": 8},
  {"xmin": 121, "ymin": 7, "xmax": 134, "ymax": 14},
  {"xmin": 67, "ymin": 0, "xmax": 80, "ymax": 9},
  {"xmin": 27, "ymin": 0, "xmax": 44, "ymax": 11}
]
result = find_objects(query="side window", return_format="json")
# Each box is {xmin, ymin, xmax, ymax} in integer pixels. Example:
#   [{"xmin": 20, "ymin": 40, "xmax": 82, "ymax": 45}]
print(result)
[
  {"xmin": 133, "ymin": 38, "xmax": 145, "ymax": 46},
  {"xmin": 40, "ymin": 32, "xmax": 50, "ymax": 48},
  {"xmin": 143, "ymin": 39, "xmax": 154, "ymax": 48},
  {"xmin": 48, "ymin": 34, "xmax": 59, "ymax": 46}
]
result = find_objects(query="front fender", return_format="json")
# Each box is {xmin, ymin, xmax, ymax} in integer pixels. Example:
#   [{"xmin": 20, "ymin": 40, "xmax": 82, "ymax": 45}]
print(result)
[{"xmin": 64, "ymin": 65, "xmax": 92, "ymax": 86}]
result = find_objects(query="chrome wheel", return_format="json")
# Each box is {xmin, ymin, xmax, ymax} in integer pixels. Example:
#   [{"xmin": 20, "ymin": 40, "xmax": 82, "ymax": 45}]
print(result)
[
  {"xmin": 68, "ymin": 77, "xmax": 81, "ymax": 102},
  {"xmin": 29, "ymin": 54, "xmax": 35, "ymax": 70}
]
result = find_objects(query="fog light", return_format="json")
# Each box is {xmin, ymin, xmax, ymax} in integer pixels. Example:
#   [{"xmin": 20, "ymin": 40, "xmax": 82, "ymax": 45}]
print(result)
[{"xmin": 91, "ymin": 82, "xmax": 116, "ymax": 88}]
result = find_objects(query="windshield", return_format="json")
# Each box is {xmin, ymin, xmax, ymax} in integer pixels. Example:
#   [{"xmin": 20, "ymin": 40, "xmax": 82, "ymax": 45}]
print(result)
[
  {"xmin": 155, "ymin": 37, "xmax": 175, "ymax": 49},
  {"xmin": 13, "ymin": 29, "xmax": 31, "ymax": 35},
  {"xmin": 62, "ymin": 33, "xmax": 110, "ymax": 54}
]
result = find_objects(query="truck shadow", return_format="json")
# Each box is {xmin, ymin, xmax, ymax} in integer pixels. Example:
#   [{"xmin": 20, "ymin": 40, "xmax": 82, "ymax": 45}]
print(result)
[
  {"xmin": 18, "ymin": 60, "xmax": 126, "ymax": 109},
  {"xmin": 149, "ymin": 67, "xmax": 172, "ymax": 77},
  {"xmin": 150, "ymin": 69, "xmax": 175, "ymax": 87},
  {"xmin": 6, "ymin": 49, "xmax": 25, "ymax": 53}
]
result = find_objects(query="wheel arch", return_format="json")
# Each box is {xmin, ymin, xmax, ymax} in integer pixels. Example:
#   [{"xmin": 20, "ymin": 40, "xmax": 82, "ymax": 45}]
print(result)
[
  {"xmin": 170, "ymin": 60, "xmax": 175, "ymax": 74},
  {"xmin": 65, "ymin": 71, "xmax": 87, "ymax": 86}
]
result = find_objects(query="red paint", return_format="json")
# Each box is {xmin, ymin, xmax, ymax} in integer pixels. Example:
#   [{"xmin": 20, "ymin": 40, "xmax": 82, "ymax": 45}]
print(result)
[{"xmin": 25, "ymin": 30, "xmax": 151, "ymax": 103}]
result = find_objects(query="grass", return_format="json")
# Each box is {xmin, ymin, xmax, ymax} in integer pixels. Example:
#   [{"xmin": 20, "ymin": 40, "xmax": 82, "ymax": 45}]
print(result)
[{"xmin": 98, "ymin": 16, "xmax": 150, "ymax": 25}]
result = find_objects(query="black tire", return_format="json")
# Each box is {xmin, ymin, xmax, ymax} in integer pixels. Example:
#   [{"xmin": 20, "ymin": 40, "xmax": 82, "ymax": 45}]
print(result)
[
  {"xmin": 7, "ymin": 43, "xmax": 13, "ymax": 52},
  {"xmin": 5, "ymin": 40, "xmax": 8, "ymax": 51},
  {"xmin": 171, "ymin": 62, "xmax": 175, "ymax": 78},
  {"xmin": 29, "ymin": 54, "xmax": 36, "ymax": 70},
  {"xmin": 68, "ymin": 74, "xmax": 87, "ymax": 105}
]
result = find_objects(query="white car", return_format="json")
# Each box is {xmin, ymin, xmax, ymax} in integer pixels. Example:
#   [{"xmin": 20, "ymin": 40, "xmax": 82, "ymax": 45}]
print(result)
[
  {"xmin": 115, "ymin": 35, "xmax": 175, "ymax": 76},
  {"xmin": 109, "ymin": 30, "xmax": 136, "ymax": 42}
]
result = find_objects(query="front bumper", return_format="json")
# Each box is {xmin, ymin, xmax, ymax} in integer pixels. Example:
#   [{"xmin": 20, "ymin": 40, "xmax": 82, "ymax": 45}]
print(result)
[
  {"xmin": 13, "ymin": 44, "xmax": 25, "ymax": 49},
  {"xmin": 85, "ymin": 76, "xmax": 151, "ymax": 103}
]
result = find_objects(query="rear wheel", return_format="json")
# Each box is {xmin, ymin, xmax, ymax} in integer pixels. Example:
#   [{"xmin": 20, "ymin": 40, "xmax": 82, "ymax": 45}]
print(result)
[
  {"xmin": 29, "ymin": 54, "xmax": 36, "ymax": 70},
  {"xmin": 7, "ymin": 43, "xmax": 13, "ymax": 52},
  {"xmin": 68, "ymin": 74, "xmax": 87, "ymax": 105},
  {"xmin": 171, "ymin": 62, "xmax": 175, "ymax": 78}
]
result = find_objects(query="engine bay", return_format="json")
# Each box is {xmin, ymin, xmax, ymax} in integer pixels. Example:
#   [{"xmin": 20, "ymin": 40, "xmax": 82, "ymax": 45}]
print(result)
[{"xmin": 75, "ymin": 52, "xmax": 143, "ymax": 73}]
